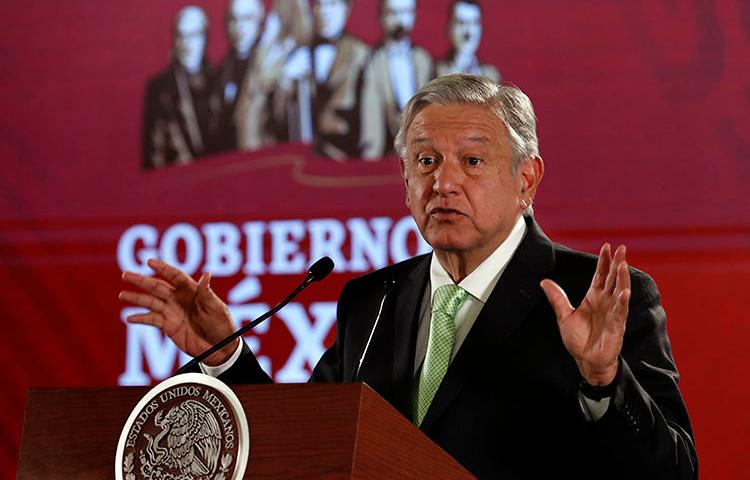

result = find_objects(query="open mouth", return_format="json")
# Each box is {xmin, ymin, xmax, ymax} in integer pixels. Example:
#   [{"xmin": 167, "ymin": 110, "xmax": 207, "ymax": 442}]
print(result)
[{"xmin": 430, "ymin": 207, "xmax": 465, "ymax": 220}]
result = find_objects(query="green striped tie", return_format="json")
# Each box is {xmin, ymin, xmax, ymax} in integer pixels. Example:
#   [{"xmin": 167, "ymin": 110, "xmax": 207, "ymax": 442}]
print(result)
[{"xmin": 416, "ymin": 284, "xmax": 468, "ymax": 426}]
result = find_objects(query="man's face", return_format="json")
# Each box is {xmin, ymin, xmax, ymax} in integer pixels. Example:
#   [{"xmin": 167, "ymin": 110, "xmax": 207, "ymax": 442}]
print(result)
[
  {"xmin": 382, "ymin": 0, "xmax": 416, "ymax": 40},
  {"xmin": 314, "ymin": 0, "xmax": 350, "ymax": 41},
  {"xmin": 175, "ymin": 9, "xmax": 207, "ymax": 72},
  {"xmin": 450, "ymin": 2, "xmax": 482, "ymax": 55},
  {"xmin": 401, "ymin": 103, "xmax": 538, "ymax": 262},
  {"xmin": 227, "ymin": 0, "xmax": 264, "ymax": 55}
]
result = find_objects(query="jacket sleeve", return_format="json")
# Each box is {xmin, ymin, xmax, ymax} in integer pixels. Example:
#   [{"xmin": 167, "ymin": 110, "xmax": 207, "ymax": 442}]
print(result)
[{"xmin": 584, "ymin": 270, "xmax": 698, "ymax": 479}]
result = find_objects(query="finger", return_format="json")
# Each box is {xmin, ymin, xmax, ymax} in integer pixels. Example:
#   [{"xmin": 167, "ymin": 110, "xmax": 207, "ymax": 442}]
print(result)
[
  {"xmin": 196, "ymin": 272, "xmax": 225, "ymax": 313},
  {"xmin": 613, "ymin": 258, "xmax": 631, "ymax": 297},
  {"xmin": 540, "ymin": 279, "xmax": 575, "ymax": 323},
  {"xmin": 118, "ymin": 290, "xmax": 167, "ymax": 313},
  {"xmin": 121, "ymin": 272, "xmax": 175, "ymax": 300},
  {"xmin": 147, "ymin": 258, "xmax": 196, "ymax": 290},
  {"xmin": 592, "ymin": 243, "xmax": 611, "ymax": 290},
  {"xmin": 606, "ymin": 245, "xmax": 627, "ymax": 293},
  {"xmin": 604, "ymin": 245, "xmax": 625, "ymax": 293},
  {"xmin": 611, "ymin": 288, "xmax": 631, "ymax": 325},
  {"xmin": 126, "ymin": 312, "xmax": 164, "ymax": 329}
]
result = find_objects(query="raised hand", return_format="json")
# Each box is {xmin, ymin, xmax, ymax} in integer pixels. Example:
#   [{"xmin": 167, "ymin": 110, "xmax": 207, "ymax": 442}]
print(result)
[
  {"xmin": 540, "ymin": 244, "xmax": 631, "ymax": 386},
  {"xmin": 118, "ymin": 258, "xmax": 237, "ymax": 366}
]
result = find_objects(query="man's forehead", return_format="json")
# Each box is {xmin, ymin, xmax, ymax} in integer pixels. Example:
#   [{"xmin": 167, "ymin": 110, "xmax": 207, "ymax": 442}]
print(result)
[{"xmin": 404, "ymin": 103, "xmax": 506, "ymax": 149}]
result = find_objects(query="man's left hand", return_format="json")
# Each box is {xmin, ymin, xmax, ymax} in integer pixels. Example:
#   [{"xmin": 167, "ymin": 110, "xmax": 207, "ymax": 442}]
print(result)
[{"xmin": 540, "ymin": 243, "xmax": 631, "ymax": 386}]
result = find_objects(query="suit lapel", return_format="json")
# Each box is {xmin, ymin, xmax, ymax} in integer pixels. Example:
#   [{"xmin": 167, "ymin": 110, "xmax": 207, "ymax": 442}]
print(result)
[
  {"xmin": 389, "ymin": 254, "xmax": 430, "ymax": 418},
  {"xmin": 420, "ymin": 216, "xmax": 556, "ymax": 431}
]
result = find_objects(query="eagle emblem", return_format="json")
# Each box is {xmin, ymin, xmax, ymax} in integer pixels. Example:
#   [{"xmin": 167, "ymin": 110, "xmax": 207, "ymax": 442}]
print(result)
[
  {"xmin": 140, "ymin": 400, "xmax": 225, "ymax": 479},
  {"xmin": 116, "ymin": 375, "xmax": 248, "ymax": 480}
]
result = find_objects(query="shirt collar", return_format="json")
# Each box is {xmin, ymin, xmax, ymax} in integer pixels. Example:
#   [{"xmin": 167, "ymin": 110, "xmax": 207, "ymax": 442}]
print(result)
[{"xmin": 430, "ymin": 215, "xmax": 527, "ymax": 303}]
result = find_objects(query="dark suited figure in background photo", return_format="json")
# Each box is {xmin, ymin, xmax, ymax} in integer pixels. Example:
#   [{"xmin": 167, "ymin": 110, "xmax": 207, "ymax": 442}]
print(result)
[
  {"xmin": 360, "ymin": 0, "xmax": 433, "ymax": 160},
  {"xmin": 142, "ymin": 6, "xmax": 216, "ymax": 170},
  {"xmin": 121, "ymin": 74, "xmax": 697, "ymax": 478},
  {"xmin": 212, "ymin": 0, "xmax": 266, "ymax": 153},
  {"xmin": 269, "ymin": 0, "xmax": 371, "ymax": 159},
  {"xmin": 435, "ymin": 0, "xmax": 500, "ymax": 81}
]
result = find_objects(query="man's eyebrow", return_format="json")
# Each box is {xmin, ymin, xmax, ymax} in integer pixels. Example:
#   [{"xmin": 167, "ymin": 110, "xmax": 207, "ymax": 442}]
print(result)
[
  {"xmin": 410, "ymin": 136, "xmax": 431, "ymax": 145},
  {"xmin": 465, "ymin": 135, "xmax": 491, "ymax": 143}
]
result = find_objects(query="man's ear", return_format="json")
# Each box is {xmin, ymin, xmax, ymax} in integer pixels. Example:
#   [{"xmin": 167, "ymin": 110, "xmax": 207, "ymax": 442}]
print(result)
[{"xmin": 518, "ymin": 155, "xmax": 544, "ymax": 201}]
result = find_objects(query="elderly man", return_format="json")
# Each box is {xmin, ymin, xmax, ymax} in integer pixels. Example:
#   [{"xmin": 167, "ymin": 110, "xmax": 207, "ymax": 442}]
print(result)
[
  {"xmin": 435, "ymin": 0, "xmax": 500, "ymax": 81},
  {"xmin": 142, "ymin": 6, "xmax": 215, "ymax": 169},
  {"xmin": 267, "ymin": 0, "xmax": 371, "ymax": 159},
  {"xmin": 212, "ymin": 0, "xmax": 266, "ymax": 152},
  {"xmin": 359, "ymin": 0, "xmax": 433, "ymax": 159},
  {"xmin": 121, "ymin": 74, "xmax": 697, "ymax": 478}
]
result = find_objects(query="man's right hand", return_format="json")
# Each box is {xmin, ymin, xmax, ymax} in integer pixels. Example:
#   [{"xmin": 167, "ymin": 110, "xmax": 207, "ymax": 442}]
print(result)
[{"xmin": 118, "ymin": 258, "xmax": 237, "ymax": 366}]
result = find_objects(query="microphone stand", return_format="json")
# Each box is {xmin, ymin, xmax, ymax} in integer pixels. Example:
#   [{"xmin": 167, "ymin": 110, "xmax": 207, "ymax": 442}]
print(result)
[{"xmin": 175, "ymin": 257, "xmax": 333, "ymax": 375}]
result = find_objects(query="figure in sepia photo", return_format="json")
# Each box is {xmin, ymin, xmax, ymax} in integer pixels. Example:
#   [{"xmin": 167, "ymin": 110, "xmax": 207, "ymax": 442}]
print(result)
[
  {"xmin": 212, "ymin": 0, "xmax": 266, "ymax": 153},
  {"xmin": 142, "ymin": 6, "xmax": 216, "ymax": 170},
  {"xmin": 234, "ymin": 0, "xmax": 314, "ymax": 150},
  {"xmin": 359, "ymin": 0, "xmax": 433, "ymax": 160},
  {"xmin": 268, "ymin": 0, "xmax": 370, "ymax": 159},
  {"xmin": 436, "ymin": 0, "xmax": 500, "ymax": 81}
]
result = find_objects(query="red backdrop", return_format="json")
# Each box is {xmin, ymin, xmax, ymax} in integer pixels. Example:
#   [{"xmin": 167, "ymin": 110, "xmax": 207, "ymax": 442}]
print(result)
[{"xmin": 1, "ymin": 0, "xmax": 748, "ymax": 477}]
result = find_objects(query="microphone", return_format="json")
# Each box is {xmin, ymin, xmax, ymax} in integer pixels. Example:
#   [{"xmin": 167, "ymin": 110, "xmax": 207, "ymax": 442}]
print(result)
[
  {"xmin": 175, "ymin": 256, "xmax": 335, "ymax": 375},
  {"xmin": 353, "ymin": 278, "xmax": 395, "ymax": 381}
]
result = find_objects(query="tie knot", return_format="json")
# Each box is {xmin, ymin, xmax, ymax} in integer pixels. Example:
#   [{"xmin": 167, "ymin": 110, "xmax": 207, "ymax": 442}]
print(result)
[{"xmin": 433, "ymin": 284, "xmax": 468, "ymax": 318}]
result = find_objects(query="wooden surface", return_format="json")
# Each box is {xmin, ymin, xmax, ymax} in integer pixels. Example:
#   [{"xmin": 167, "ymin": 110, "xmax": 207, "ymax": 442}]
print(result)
[{"xmin": 18, "ymin": 383, "xmax": 473, "ymax": 479}]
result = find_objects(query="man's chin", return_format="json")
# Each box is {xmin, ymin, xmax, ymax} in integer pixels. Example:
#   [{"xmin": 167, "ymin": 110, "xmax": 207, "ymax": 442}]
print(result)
[{"xmin": 424, "ymin": 233, "xmax": 473, "ymax": 253}]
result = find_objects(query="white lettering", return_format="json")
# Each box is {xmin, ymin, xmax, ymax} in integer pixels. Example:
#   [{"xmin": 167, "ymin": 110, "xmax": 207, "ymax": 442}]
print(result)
[
  {"xmin": 117, "ymin": 224, "xmax": 158, "ymax": 274},
  {"xmin": 202, "ymin": 222, "xmax": 242, "ymax": 276},
  {"xmin": 269, "ymin": 220, "xmax": 306, "ymax": 274},
  {"xmin": 159, "ymin": 223, "xmax": 203, "ymax": 275},
  {"xmin": 348, "ymin": 217, "xmax": 392, "ymax": 271},
  {"xmin": 242, "ymin": 221, "xmax": 266, "ymax": 275},
  {"xmin": 390, "ymin": 216, "xmax": 431, "ymax": 262},
  {"xmin": 308, "ymin": 218, "xmax": 346, "ymax": 272},
  {"xmin": 274, "ymin": 302, "xmax": 337, "ymax": 382}
]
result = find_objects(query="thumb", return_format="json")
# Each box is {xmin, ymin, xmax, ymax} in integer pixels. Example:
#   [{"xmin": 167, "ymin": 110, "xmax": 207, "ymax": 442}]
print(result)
[{"xmin": 540, "ymin": 279, "xmax": 574, "ymax": 322}]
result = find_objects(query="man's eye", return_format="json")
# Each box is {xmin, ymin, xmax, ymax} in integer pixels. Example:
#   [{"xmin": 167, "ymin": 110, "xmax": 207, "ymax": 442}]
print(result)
[
  {"xmin": 418, "ymin": 156, "xmax": 435, "ymax": 166},
  {"xmin": 467, "ymin": 156, "xmax": 482, "ymax": 166}
]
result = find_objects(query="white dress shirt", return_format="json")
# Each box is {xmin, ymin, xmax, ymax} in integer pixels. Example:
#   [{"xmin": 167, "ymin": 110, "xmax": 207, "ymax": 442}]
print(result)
[
  {"xmin": 313, "ymin": 43, "xmax": 336, "ymax": 84},
  {"xmin": 386, "ymin": 38, "xmax": 417, "ymax": 110}
]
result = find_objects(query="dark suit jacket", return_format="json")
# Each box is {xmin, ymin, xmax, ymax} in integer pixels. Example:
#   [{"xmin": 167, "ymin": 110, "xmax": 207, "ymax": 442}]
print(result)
[
  {"xmin": 221, "ymin": 215, "xmax": 697, "ymax": 479},
  {"xmin": 142, "ymin": 61, "xmax": 217, "ymax": 169}
]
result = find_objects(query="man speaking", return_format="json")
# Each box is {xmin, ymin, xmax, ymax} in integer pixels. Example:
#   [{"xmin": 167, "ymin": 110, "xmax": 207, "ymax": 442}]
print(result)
[{"xmin": 120, "ymin": 74, "xmax": 697, "ymax": 478}]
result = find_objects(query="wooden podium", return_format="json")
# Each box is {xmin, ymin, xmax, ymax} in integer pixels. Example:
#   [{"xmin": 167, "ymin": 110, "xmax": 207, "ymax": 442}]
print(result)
[{"xmin": 18, "ymin": 383, "xmax": 473, "ymax": 479}]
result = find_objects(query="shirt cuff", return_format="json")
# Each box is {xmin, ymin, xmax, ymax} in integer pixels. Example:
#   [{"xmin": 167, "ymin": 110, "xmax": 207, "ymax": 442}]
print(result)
[
  {"xmin": 578, "ymin": 391, "xmax": 611, "ymax": 422},
  {"xmin": 199, "ymin": 338, "xmax": 243, "ymax": 377}
]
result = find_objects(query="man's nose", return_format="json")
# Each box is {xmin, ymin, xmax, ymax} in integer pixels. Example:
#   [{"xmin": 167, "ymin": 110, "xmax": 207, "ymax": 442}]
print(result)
[{"xmin": 433, "ymin": 158, "xmax": 464, "ymax": 196}]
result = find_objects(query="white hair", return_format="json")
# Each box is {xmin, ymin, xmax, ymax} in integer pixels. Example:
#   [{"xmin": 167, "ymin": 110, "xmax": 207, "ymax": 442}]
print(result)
[{"xmin": 394, "ymin": 73, "xmax": 539, "ymax": 175}]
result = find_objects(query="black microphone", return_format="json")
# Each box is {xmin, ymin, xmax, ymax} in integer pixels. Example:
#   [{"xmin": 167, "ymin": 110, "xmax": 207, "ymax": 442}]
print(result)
[{"xmin": 175, "ymin": 256, "xmax": 335, "ymax": 375}]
